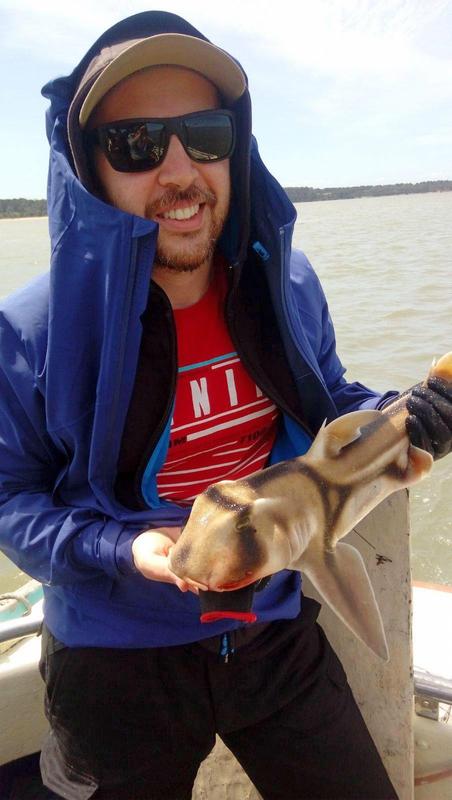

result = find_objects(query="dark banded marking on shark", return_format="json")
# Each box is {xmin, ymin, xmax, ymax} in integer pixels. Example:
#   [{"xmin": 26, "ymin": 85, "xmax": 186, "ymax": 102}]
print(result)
[
  {"xmin": 204, "ymin": 484, "xmax": 250, "ymax": 512},
  {"xmin": 289, "ymin": 461, "xmax": 353, "ymax": 551},
  {"xmin": 169, "ymin": 540, "xmax": 192, "ymax": 573},
  {"xmin": 247, "ymin": 458, "xmax": 301, "ymax": 491}
]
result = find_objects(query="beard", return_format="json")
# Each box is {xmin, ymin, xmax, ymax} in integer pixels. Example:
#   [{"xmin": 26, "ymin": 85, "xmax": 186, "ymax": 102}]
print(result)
[
  {"xmin": 155, "ymin": 225, "xmax": 219, "ymax": 273},
  {"xmin": 146, "ymin": 186, "xmax": 228, "ymax": 273}
]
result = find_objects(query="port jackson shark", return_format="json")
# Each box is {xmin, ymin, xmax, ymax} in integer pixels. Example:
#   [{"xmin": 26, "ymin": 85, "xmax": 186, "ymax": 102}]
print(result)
[{"xmin": 169, "ymin": 353, "xmax": 452, "ymax": 660}]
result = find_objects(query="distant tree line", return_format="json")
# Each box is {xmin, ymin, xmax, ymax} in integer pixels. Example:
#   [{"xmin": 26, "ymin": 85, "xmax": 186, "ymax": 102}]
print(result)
[
  {"xmin": 0, "ymin": 198, "xmax": 47, "ymax": 218},
  {"xmin": 1, "ymin": 180, "xmax": 452, "ymax": 217},
  {"xmin": 285, "ymin": 180, "xmax": 452, "ymax": 203}
]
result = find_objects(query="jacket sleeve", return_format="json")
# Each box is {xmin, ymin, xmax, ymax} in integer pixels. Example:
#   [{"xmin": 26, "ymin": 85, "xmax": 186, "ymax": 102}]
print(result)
[
  {"xmin": 0, "ymin": 314, "xmax": 140, "ymax": 586},
  {"xmin": 295, "ymin": 252, "xmax": 399, "ymax": 415}
]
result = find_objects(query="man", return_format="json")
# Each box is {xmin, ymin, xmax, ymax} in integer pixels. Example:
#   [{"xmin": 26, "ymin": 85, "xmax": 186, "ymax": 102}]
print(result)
[{"xmin": 1, "ymin": 10, "xmax": 451, "ymax": 800}]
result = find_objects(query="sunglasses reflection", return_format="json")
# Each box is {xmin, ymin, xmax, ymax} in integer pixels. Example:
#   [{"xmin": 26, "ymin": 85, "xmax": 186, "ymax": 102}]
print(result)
[{"xmin": 127, "ymin": 125, "xmax": 162, "ymax": 162}]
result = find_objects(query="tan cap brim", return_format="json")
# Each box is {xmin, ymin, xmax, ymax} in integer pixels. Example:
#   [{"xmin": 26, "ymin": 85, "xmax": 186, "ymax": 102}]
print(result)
[{"xmin": 79, "ymin": 33, "xmax": 247, "ymax": 128}]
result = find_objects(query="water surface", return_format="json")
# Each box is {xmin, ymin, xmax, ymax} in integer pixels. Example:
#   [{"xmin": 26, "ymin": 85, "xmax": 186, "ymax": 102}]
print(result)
[{"xmin": 0, "ymin": 194, "xmax": 451, "ymax": 590}]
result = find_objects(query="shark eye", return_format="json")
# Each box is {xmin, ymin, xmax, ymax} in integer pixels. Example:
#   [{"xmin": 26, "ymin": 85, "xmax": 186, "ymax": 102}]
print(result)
[{"xmin": 236, "ymin": 519, "xmax": 256, "ymax": 534}]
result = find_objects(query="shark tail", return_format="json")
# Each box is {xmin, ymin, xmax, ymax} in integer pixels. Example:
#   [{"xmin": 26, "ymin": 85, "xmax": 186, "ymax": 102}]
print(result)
[{"xmin": 299, "ymin": 540, "xmax": 389, "ymax": 661}]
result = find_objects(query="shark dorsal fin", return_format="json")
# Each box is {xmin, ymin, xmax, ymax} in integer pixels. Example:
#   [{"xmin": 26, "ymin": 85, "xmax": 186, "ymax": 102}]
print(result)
[{"xmin": 309, "ymin": 409, "xmax": 384, "ymax": 459}]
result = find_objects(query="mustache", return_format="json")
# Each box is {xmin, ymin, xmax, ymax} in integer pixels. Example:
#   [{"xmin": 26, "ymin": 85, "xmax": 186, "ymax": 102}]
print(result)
[{"xmin": 146, "ymin": 187, "xmax": 216, "ymax": 218}]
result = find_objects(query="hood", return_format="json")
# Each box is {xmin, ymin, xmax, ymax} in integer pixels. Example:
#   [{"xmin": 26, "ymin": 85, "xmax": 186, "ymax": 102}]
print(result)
[
  {"xmin": 41, "ymin": 10, "xmax": 255, "ymax": 267},
  {"xmin": 37, "ymin": 11, "xmax": 298, "ymax": 513}
]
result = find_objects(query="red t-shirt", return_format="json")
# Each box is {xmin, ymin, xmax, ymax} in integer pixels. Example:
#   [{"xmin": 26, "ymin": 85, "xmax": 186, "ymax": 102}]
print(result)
[{"xmin": 156, "ymin": 264, "xmax": 279, "ymax": 504}]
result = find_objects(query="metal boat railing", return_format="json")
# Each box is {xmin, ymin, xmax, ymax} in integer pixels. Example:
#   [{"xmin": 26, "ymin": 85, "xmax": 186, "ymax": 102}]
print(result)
[
  {"xmin": 414, "ymin": 668, "xmax": 452, "ymax": 704},
  {"xmin": 0, "ymin": 612, "xmax": 43, "ymax": 645},
  {"xmin": 0, "ymin": 581, "xmax": 44, "ymax": 647}
]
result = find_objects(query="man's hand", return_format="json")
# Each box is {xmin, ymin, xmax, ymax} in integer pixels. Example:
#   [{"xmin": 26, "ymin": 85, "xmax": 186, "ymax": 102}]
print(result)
[
  {"xmin": 406, "ymin": 377, "xmax": 452, "ymax": 460},
  {"xmin": 132, "ymin": 527, "xmax": 197, "ymax": 593}
]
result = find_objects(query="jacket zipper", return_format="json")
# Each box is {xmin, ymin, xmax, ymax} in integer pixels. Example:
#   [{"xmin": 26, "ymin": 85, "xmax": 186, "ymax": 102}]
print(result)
[
  {"xmin": 225, "ymin": 264, "xmax": 314, "ymax": 438},
  {"xmin": 278, "ymin": 226, "xmax": 313, "ymax": 378},
  {"xmin": 278, "ymin": 227, "xmax": 337, "ymax": 430}
]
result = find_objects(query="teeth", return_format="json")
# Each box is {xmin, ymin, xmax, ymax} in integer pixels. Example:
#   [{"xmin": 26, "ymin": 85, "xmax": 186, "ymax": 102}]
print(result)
[{"xmin": 163, "ymin": 204, "xmax": 200, "ymax": 220}]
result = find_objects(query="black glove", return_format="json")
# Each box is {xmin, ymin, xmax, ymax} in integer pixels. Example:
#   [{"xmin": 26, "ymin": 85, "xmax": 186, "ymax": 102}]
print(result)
[{"xmin": 406, "ymin": 377, "xmax": 452, "ymax": 460}]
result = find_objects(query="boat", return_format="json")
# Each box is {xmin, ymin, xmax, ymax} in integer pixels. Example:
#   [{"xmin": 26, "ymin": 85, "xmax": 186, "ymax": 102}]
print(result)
[
  {"xmin": 1, "ymin": 494, "xmax": 451, "ymax": 799},
  {"xmin": 412, "ymin": 581, "xmax": 452, "ymax": 798}
]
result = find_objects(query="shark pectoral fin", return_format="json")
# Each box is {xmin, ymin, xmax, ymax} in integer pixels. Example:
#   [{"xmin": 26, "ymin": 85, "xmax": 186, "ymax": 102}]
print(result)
[
  {"xmin": 308, "ymin": 409, "xmax": 383, "ymax": 459},
  {"xmin": 405, "ymin": 444, "xmax": 433, "ymax": 483},
  {"xmin": 298, "ymin": 540, "xmax": 389, "ymax": 661}
]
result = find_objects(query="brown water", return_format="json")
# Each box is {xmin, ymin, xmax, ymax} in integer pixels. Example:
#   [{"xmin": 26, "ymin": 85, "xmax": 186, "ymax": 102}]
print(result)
[{"xmin": 0, "ymin": 194, "xmax": 451, "ymax": 591}]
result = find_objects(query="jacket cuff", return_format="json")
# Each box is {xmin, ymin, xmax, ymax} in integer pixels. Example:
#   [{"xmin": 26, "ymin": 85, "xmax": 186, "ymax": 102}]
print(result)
[
  {"xmin": 358, "ymin": 390, "xmax": 399, "ymax": 411},
  {"xmin": 71, "ymin": 519, "xmax": 141, "ymax": 578},
  {"xmin": 375, "ymin": 390, "xmax": 400, "ymax": 410},
  {"xmin": 115, "ymin": 529, "xmax": 141, "ymax": 576}
]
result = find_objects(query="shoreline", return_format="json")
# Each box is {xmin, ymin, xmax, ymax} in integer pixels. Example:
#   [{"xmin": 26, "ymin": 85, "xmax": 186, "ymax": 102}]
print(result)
[
  {"xmin": 0, "ymin": 216, "xmax": 48, "ymax": 222},
  {"xmin": 2, "ymin": 188, "xmax": 452, "ymax": 221},
  {"xmin": 287, "ymin": 188, "xmax": 452, "ymax": 204}
]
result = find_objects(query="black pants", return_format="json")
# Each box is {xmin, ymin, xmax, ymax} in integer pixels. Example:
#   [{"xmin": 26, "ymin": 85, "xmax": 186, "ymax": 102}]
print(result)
[{"xmin": 39, "ymin": 598, "xmax": 397, "ymax": 800}]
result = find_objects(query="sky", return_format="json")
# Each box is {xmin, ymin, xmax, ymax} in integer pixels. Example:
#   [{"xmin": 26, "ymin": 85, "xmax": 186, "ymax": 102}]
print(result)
[{"xmin": 1, "ymin": 0, "xmax": 452, "ymax": 198}]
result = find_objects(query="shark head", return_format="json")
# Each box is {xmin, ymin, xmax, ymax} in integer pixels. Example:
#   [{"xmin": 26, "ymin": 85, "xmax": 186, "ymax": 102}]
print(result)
[{"xmin": 168, "ymin": 483, "xmax": 291, "ymax": 591}]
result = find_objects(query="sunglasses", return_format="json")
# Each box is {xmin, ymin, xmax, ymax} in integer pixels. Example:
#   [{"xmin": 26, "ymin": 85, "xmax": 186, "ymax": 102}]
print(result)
[{"xmin": 85, "ymin": 109, "xmax": 235, "ymax": 173}]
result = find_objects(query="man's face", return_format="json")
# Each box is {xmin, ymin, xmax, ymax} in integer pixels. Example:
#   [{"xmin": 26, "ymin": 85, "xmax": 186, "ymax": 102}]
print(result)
[{"xmin": 89, "ymin": 66, "xmax": 231, "ymax": 273}]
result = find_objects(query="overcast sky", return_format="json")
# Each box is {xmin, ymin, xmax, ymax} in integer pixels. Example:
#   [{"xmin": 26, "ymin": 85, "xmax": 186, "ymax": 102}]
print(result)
[{"xmin": 1, "ymin": 0, "xmax": 451, "ymax": 198}]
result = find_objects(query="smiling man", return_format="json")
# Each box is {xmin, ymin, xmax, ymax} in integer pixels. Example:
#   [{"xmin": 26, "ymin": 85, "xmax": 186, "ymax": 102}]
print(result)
[
  {"xmin": 1, "ymin": 9, "xmax": 451, "ymax": 800},
  {"xmin": 88, "ymin": 66, "xmax": 231, "ymax": 292}
]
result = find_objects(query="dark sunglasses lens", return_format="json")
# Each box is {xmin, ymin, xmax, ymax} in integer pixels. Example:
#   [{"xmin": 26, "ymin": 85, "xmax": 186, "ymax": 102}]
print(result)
[
  {"xmin": 95, "ymin": 113, "xmax": 234, "ymax": 171},
  {"xmin": 184, "ymin": 114, "xmax": 233, "ymax": 161},
  {"xmin": 101, "ymin": 122, "xmax": 166, "ymax": 171}
]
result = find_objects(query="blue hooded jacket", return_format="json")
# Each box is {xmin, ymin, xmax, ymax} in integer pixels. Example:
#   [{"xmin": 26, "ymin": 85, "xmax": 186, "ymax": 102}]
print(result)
[{"xmin": 0, "ymin": 12, "xmax": 396, "ymax": 647}]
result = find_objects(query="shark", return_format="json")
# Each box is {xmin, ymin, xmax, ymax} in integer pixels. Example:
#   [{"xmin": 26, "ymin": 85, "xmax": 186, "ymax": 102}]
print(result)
[{"xmin": 168, "ymin": 353, "xmax": 452, "ymax": 660}]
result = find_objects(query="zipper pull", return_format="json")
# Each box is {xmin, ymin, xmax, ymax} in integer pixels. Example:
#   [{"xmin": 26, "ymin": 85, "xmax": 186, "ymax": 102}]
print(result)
[{"xmin": 219, "ymin": 632, "xmax": 235, "ymax": 663}]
